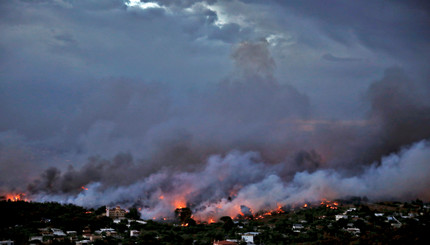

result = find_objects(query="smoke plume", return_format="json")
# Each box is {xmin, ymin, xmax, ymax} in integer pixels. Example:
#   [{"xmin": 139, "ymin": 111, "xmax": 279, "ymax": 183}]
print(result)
[{"xmin": 10, "ymin": 41, "xmax": 428, "ymax": 221}]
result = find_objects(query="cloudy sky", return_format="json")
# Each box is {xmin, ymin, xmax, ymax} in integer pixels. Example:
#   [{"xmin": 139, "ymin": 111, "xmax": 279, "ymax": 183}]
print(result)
[{"xmin": 1, "ymin": 0, "xmax": 430, "ymax": 215}]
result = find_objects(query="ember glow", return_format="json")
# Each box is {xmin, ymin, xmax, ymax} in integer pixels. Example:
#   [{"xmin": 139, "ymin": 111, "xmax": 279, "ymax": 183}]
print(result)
[
  {"xmin": 4, "ymin": 193, "xmax": 28, "ymax": 202},
  {"xmin": 174, "ymin": 199, "xmax": 186, "ymax": 209},
  {"xmin": 320, "ymin": 199, "xmax": 339, "ymax": 209},
  {"xmin": 81, "ymin": 186, "xmax": 89, "ymax": 191}
]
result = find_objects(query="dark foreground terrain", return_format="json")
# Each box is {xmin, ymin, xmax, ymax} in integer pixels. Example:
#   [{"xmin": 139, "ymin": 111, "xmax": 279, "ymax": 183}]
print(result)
[{"xmin": 1, "ymin": 198, "xmax": 429, "ymax": 244}]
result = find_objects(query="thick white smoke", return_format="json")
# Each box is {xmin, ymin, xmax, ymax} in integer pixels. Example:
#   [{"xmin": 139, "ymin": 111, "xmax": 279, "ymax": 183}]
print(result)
[{"xmin": 33, "ymin": 140, "xmax": 430, "ymax": 221}]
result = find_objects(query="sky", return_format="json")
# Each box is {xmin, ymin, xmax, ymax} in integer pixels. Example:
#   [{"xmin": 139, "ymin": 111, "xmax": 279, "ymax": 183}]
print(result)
[{"xmin": 1, "ymin": 0, "xmax": 430, "ymax": 219}]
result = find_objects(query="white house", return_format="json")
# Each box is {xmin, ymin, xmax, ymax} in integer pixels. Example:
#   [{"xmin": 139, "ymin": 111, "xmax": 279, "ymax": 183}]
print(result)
[
  {"xmin": 130, "ymin": 230, "xmax": 140, "ymax": 237},
  {"xmin": 292, "ymin": 224, "xmax": 304, "ymax": 233},
  {"xmin": 241, "ymin": 232, "xmax": 259, "ymax": 244},
  {"xmin": 335, "ymin": 214, "xmax": 348, "ymax": 221},
  {"xmin": 51, "ymin": 228, "xmax": 66, "ymax": 236}
]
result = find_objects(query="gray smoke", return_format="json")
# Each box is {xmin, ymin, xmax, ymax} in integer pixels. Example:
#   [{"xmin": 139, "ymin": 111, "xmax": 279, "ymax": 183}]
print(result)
[
  {"xmin": 31, "ymin": 140, "xmax": 430, "ymax": 220},
  {"xmin": 1, "ymin": 0, "xmax": 429, "ymax": 221},
  {"xmin": 20, "ymin": 42, "xmax": 430, "ymax": 220}
]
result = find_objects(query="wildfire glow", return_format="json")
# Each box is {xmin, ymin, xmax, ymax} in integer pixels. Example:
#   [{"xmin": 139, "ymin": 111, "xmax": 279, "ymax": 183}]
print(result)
[
  {"xmin": 5, "ymin": 193, "xmax": 28, "ymax": 202},
  {"xmin": 238, "ymin": 209, "xmax": 245, "ymax": 217},
  {"xmin": 254, "ymin": 205, "xmax": 285, "ymax": 220},
  {"xmin": 81, "ymin": 186, "xmax": 88, "ymax": 191},
  {"xmin": 320, "ymin": 199, "xmax": 339, "ymax": 209},
  {"xmin": 159, "ymin": 195, "xmax": 164, "ymax": 200},
  {"xmin": 174, "ymin": 199, "xmax": 186, "ymax": 209}
]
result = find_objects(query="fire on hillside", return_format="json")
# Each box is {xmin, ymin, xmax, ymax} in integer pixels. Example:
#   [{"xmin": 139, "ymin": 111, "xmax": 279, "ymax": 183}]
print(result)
[{"xmin": 1, "ymin": 193, "xmax": 29, "ymax": 202}]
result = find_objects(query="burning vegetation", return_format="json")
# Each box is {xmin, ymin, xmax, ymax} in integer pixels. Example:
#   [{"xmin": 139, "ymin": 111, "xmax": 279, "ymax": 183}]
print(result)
[
  {"xmin": 133, "ymin": 195, "xmax": 348, "ymax": 224},
  {"xmin": 1, "ymin": 193, "xmax": 28, "ymax": 202},
  {"xmin": 320, "ymin": 199, "xmax": 339, "ymax": 209}
]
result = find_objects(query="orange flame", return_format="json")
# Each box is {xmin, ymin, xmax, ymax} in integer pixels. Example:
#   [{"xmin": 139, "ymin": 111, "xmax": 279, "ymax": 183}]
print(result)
[
  {"xmin": 320, "ymin": 199, "xmax": 339, "ymax": 209},
  {"xmin": 238, "ymin": 208, "xmax": 245, "ymax": 217},
  {"xmin": 81, "ymin": 186, "xmax": 88, "ymax": 191},
  {"xmin": 159, "ymin": 195, "xmax": 164, "ymax": 200},
  {"xmin": 174, "ymin": 199, "xmax": 186, "ymax": 209},
  {"xmin": 5, "ymin": 193, "xmax": 28, "ymax": 202}
]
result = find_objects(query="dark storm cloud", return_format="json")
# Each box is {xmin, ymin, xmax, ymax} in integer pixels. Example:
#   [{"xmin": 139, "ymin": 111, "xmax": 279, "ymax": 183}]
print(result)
[{"xmin": 271, "ymin": 0, "xmax": 430, "ymax": 57}]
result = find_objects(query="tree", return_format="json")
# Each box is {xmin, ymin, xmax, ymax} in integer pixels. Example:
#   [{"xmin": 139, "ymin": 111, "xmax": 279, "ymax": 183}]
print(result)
[
  {"xmin": 125, "ymin": 207, "xmax": 140, "ymax": 220},
  {"xmin": 184, "ymin": 217, "xmax": 197, "ymax": 226},
  {"xmin": 220, "ymin": 216, "xmax": 234, "ymax": 232},
  {"xmin": 95, "ymin": 206, "xmax": 106, "ymax": 215},
  {"xmin": 175, "ymin": 207, "xmax": 192, "ymax": 224}
]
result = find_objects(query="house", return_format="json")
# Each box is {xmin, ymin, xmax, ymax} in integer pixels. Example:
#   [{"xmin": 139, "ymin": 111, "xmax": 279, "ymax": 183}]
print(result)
[
  {"xmin": 387, "ymin": 216, "xmax": 402, "ymax": 228},
  {"xmin": 106, "ymin": 206, "xmax": 127, "ymax": 219},
  {"xmin": 213, "ymin": 241, "xmax": 238, "ymax": 245},
  {"xmin": 346, "ymin": 227, "xmax": 360, "ymax": 236},
  {"xmin": 28, "ymin": 236, "xmax": 43, "ymax": 242},
  {"xmin": 89, "ymin": 235, "xmax": 102, "ymax": 242},
  {"xmin": 96, "ymin": 228, "xmax": 115, "ymax": 234},
  {"xmin": 292, "ymin": 224, "xmax": 304, "ymax": 232},
  {"xmin": 38, "ymin": 228, "xmax": 52, "ymax": 236},
  {"xmin": 335, "ymin": 214, "xmax": 348, "ymax": 221},
  {"xmin": 82, "ymin": 227, "xmax": 92, "ymax": 239},
  {"xmin": 76, "ymin": 240, "xmax": 91, "ymax": 245},
  {"xmin": 241, "ymin": 232, "xmax": 259, "ymax": 244},
  {"xmin": 52, "ymin": 228, "xmax": 66, "ymax": 236},
  {"xmin": 130, "ymin": 230, "xmax": 140, "ymax": 237},
  {"xmin": 0, "ymin": 241, "xmax": 14, "ymax": 245}
]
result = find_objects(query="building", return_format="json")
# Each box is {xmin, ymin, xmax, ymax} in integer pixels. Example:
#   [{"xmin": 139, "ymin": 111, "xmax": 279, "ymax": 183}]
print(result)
[
  {"xmin": 51, "ymin": 228, "xmax": 66, "ymax": 236},
  {"xmin": 213, "ymin": 241, "xmax": 237, "ymax": 245},
  {"xmin": 0, "ymin": 241, "xmax": 13, "ymax": 245},
  {"xmin": 130, "ymin": 230, "xmax": 140, "ymax": 237},
  {"xmin": 106, "ymin": 206, "xmax": 127, "ymax": 219},
  {"xmin": 76, "ymin": 240, "xmax": 91, "ymax": 245},
  {"xmin": 346, "ymin": 227, "xmax": 361, "ymax": 235},
  {"xmin": 292, "ymin": 224, "xmax": 304, "ymax": 233},
  {"xmin": 335, "ymin": 214, "xmax": 348, "ymax": 221},
  {"xmin": 241, "ymin": 232, "xmax": 259, "ymax": 244}
]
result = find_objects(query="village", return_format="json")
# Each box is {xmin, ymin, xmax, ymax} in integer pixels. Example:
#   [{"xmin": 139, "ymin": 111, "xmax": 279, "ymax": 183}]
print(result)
[{"xmin": 1, "ymin": 197, "xmax": 429, "ymax": 244}]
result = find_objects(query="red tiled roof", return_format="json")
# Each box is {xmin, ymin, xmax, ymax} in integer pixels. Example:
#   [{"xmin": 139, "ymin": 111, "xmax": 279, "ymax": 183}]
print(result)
[{"xmin": 213, "ymin": 241, "xmax": 238, "ymax": 245}]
